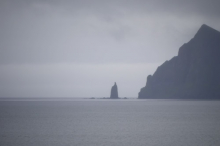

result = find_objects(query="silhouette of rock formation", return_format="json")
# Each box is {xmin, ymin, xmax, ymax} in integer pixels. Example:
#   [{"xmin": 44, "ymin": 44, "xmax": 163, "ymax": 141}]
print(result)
[
  {"xmin": 138, "ymin": 24, "xmax": 220, "ymax": 99},
  {"xmin": 110, "ymin": 82, "xmax": 119, "ymax": 99}
]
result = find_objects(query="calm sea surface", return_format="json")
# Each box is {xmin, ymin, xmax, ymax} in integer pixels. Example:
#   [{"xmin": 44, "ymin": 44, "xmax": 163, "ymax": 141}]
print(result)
[{"xmin": 1, "ymin": 98, "xmax": 220, "ymax": 146}]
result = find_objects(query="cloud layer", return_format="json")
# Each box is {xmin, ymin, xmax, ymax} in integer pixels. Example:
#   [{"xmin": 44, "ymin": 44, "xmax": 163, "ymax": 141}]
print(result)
[{"xmin": 0, "ymin": 0, "xmax": 220, "ymax": 97}]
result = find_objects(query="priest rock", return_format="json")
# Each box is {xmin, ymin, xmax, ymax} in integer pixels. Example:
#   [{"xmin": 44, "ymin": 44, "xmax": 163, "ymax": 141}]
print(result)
[{"xmin": 110, "ymin": 82, "xmax": 119, "ymax": 99}]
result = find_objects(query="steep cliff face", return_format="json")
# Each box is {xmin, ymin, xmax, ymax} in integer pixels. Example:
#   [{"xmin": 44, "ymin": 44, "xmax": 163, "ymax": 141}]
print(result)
[
  {"xmin": 110, "ymin": 82, "xmax": 119, "ymax": 99},
  {"xmin": 138, "ymin": 24, "xmax": 220, "ymax": 99}
]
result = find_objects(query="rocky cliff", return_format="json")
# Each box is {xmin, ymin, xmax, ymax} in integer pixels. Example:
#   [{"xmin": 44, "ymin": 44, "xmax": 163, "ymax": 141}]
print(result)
[
  {"xmin": 138, "ymin": 24, "xmax": 220, "ymax": 99},
  {"xmin": 110, "ymin": 82, "xmax": 119, "ymax": 99}
]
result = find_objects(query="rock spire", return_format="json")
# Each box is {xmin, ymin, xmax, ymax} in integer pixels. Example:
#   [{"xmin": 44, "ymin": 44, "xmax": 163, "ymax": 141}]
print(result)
[{"xmin": 110, "ymin": 82, "xmax": 119, "ymax": 99}]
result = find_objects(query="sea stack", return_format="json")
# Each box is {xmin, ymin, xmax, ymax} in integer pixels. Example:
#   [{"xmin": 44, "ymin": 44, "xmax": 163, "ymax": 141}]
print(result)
[
  {"xmin": 138, "ymin": 24, "xmax": 220, "ymax": 99},
  {"xmin": 110, "ymin": 82, "xmax": 119, "ymax": 99}
]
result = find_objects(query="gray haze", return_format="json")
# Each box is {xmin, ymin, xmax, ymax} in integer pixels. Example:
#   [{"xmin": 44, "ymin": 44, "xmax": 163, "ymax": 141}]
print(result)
[{"xmin": 1, "ymin": 0, "xmax": 220, "ymax": 97}]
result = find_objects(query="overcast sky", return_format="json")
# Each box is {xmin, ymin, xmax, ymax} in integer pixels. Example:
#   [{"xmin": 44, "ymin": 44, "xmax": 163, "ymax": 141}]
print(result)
[{"xmin": 1, "ymin": 0, "xmax": 220, "ymax": 97}]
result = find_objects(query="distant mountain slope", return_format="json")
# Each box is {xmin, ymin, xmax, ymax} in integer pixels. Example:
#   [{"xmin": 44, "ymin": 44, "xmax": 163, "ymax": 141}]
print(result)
[{"xmin": 138, "ymin": 24, "xmax": 220, "ymax": 99}]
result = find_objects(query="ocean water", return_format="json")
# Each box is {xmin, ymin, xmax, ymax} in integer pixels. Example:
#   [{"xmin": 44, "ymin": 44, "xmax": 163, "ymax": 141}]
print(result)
[{"xmin": 1, "ymin": 98, "xmax": 220, "ymax": 146}]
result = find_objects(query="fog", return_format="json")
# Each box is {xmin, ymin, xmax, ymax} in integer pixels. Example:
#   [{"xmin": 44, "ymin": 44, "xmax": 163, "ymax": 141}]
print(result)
[{"xmin": 1, "ymin": 0, "xmax": 220, "ymax": 97}]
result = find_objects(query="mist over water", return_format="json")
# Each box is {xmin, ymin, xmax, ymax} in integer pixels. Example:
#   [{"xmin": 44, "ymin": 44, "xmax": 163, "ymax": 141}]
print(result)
[{"xmin": 1, "ymin": 99, "xmax": 220, "ymax": 146}]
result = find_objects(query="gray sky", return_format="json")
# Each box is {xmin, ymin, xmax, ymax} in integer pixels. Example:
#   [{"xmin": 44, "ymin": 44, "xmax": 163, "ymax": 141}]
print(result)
[{"xmin": 1, "ymin": 0, "xmax": 220, "ymax": 97}]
